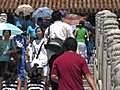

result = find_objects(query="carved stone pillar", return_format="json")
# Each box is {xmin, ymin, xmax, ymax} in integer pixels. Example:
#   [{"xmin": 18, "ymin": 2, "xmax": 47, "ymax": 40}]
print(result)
[{"xmin": 95, "ymin": 10, "xmax": 120, "ymax": 90}]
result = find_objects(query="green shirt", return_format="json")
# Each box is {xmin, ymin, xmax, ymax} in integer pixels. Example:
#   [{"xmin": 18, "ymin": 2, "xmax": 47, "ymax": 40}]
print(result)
[
  {"xmin": 76, "ymin": 27, "xmax": 87, "ymax": 43},
  {"xmin": 0, "ymin": 40, "xmax": 11, "ymax": 61}
]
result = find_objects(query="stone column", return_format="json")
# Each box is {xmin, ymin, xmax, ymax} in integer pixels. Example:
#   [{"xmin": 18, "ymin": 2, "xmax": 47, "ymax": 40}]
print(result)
[{"xmin": 95, "ymin": 10, "xmax": 120, "ymax": 90}]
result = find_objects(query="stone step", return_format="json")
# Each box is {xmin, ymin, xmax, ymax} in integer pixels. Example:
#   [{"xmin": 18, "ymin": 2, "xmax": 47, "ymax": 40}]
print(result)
[
  {"xmin": 21, "ymin": 87, "xmax": 24, "ymax": 90},
  {"xmin": 84, "ymin": 86, "xmax": 92, "ymax": 90},
  {"xmin": 83, "ymin": 64, "xmax": 94, "ymax": 89},
  {"xmin": 83, "ymin": 76, "xmax": 95, "ymax": 86},
  {"xmin": 83, "ymin": 79, "xmax": 89, "ymax": 87}
]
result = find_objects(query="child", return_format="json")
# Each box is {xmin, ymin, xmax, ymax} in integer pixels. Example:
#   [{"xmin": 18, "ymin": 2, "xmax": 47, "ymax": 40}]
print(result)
[
  {"xmin": 25, "ymin": 64, "xmax": 45, "ymax": 90},
  {"xmin": 1, "ymin": 60, "xmax": 21, "ymax": 90}
]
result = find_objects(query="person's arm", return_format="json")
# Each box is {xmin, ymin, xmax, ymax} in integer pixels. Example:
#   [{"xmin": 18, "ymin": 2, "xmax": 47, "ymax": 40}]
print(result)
[
  {"xmin": 85, "ymin": 74, "xmax": 97, "ymax": 90},
  {"xmin": 86, "ymin": 30, "xmax": 89, "ymax": 38},
  {"xmin": 82, "ymin": 59, "xmax": 97, "ymax": 90},
  {"xmin": 27, "ymin": 26, "xmax": 31, "ymax": 39},
  {"xmin": 74, "ymin": 28, "xmax": 78, "ymax": 38},
  {"xmin": 84, "ymin": 29, "xmax": 89, "ymax": 41},
  {"xmin": 51, "ymin": 59, "xmax": 59, "ymax": 83},
  {"xmin": 17, "ymin": 78, "xmax": 21, "ymax": 90},
  {"xmin": 51, "ymin": 74, "xmax": 58, "ymax": 83},
  {"xmin": 24, "ymin": 78, "xmax": 28, "ymax": 90}
]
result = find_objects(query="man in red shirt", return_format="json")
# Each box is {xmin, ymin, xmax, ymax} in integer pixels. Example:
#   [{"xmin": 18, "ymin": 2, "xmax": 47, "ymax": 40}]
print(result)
[{"xmin": 51, "ymin": 37, "xmax": 96, "ymax": 90}]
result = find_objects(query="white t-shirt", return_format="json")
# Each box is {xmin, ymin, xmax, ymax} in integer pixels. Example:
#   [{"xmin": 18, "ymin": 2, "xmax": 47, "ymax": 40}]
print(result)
[
  {"xmin": 44, "ymin": 21, "xmax": 74, "ymax": 41},
  {"xmin": 31, "ymin": 39, "xmax": 48, "ymax": 67}
]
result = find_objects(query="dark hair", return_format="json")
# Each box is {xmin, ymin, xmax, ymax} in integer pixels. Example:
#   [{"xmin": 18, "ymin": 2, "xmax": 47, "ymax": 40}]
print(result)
[
  {"xmin": 63, "ymin": 37, "xmax": 77, "ymax": 52},
  {"xmin": 35, "ymin": 26, "xmax": 44, "ymax": 33},
  {"xmin": 3, "ymin": 30, "xmax": 11, "ymax": 36},
  {"xmin": 21, "ymin": 32, "xmax": 27, "ymax": 37},
  {"xmin": 28, "ymin": 64, "xmax": 43, "ymax": 83},
  {"xmin": 19, "ymin": 11, "xmax": 24, "ymax": 15},
  {"xmin": 30, "ymin": 17, "xmax": 35, "ymax": 22},
  {"xmin": 51, "ymin": 10, "xmax": 62, "ymax": 21},
  {"xmin": 35, "ymin": 27, "xmax": 44, "ymax": 39},
  {"xmin": 79, "ymin": 19, "xmax": 85, "ymax": 26},
  {"xmin": 2, "ymin": 60, "xmax": 18, "ymax": 83},
  {"xmin": 7, "ymin": 12, "xmax": 15, "ymax": 25},
  {"xmin": 37, "ymin": 17, "xmax": 43, "ymax": 22}
]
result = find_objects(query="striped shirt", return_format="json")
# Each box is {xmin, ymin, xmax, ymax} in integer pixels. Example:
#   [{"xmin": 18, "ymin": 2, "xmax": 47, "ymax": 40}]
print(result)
[
  {"xmin": 27, "ymin": 79, "xmax": 45, "ymax": 90},
  {"xmin": 2, "ymin": 80, "xmax": 18, "ymax": 90}
]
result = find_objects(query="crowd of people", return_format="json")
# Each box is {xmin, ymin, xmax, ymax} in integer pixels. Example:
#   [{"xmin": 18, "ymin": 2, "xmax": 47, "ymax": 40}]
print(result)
[{"xmin": 0, "ymin": 10, "xmax": 96, "ymax": 90}]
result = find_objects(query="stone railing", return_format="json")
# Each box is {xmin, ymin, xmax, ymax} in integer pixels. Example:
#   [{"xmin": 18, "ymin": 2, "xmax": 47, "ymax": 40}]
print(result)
[{"xmin": 95, "ymin": 10, "xmax": 120, "ymax": 90}]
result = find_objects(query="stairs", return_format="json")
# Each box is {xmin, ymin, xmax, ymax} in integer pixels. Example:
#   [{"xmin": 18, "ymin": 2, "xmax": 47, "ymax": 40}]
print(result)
[
  {"xmin": 21, "ymin": 64, "xmax": 95, "ymax": 90},
  {"xmin": 83, "ymin": 64, "xmax": 94, "ymax": 90}
]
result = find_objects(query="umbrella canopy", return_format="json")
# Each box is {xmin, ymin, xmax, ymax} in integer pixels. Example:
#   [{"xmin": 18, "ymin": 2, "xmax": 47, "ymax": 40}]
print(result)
[
  {"xmin": 62, "ymin": 14, "xmax": 85, "ymax": 25},
  {"xmin": 0, "ymin": 23, "xmax": 23, "ymax": 36},
  {"xmin": 32, "ymin": 7, "xmax": 53, "ymax": 20},
  {"xmin": 15, "ymin": 4, "xmax": 34, "ymax": 16}
]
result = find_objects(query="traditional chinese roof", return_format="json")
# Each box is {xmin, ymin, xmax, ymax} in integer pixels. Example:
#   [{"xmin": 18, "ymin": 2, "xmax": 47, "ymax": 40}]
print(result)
[{"xmin": 0, "ymin": 0, "xmax": 120, "ymax": 13}]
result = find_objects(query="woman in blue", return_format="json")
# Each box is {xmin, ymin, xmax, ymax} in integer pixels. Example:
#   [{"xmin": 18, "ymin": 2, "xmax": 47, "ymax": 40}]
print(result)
[
  {"xmin": 27, "ymin": 17, "xmax": 39, "ymax": 41},
  {"xmin": 0, "ymin": 30, "xmax": 12, "ymax": 75}
]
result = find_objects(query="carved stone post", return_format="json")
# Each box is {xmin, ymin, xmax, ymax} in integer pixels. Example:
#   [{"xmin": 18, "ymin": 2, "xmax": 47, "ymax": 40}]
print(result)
[
  {"xmin": 95, "ymin": 10, "xmax": 111, "ymax": 83},
  {"xmin": 95, "ymin": 10, "xmax": 120, "ymax": 90}
]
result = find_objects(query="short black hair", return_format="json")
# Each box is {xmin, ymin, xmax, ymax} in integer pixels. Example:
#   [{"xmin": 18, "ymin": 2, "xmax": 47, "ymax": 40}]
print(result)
[
  {"xmin": 37, "ymin": 17, "xmax": 43, "ymax": 22},
  {"xmin": 19, "ymin": 11, "xmax": 24, "ymax": 14},
  {"xmin": 51, "ymin": 10, "xmax": 62, "ymax": 21},
  {"xmin": 63, "ymin": 37, "xmax": 77, "ymax": 52},
  {"xmin": 35, "ymin": 26, "xmax": 44, "ymax": 33},
  {"xmin": 28, "ymin": 64, "xmax": 43, "ymax": 83},
  {"xmin": 35, "ymin": 27, "xmax": 44, "ymax": 39},
  {"xmin": 3, "ymin": 30, "xmax": 11, "ymax": 36},
  {"xmin": 2, "ymin": 60, "xmax": 18, "ymax": 83},
  {"xmin": 30, "ymin": 17, "xmax": 35, "ymax": 22}
]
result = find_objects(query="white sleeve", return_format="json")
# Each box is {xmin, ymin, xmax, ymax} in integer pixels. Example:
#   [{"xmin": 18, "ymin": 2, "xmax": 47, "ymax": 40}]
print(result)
[
  {"xmin": 43, "ymin": 28, "xmax": 49, "ymax": 44},
  {"xmin": 32, "ymin": 40, "xmax": 36, "ymax": 54}
]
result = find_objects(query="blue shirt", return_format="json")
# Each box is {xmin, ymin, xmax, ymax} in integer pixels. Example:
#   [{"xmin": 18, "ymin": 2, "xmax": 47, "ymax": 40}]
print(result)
[
  {"xmin": 15, "ymin": 17, "xmax": 26, "ymax": 29},
  {"xmin": 27, "ymin": 24, "xmax": 39, "ymax": 38},
  {"xmin": 0, "ymin": 40, "xmax": 11, "ymax": 61}
]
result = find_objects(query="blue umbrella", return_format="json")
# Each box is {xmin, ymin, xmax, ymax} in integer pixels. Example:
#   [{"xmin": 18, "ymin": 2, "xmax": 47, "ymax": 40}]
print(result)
[
  {"xmin": 0, "ymin": 23, "xmax": 23, "ymax": 36},
  {"xmin": 32, "ymin": 7, "xmax": 53, "ymax": 20}
]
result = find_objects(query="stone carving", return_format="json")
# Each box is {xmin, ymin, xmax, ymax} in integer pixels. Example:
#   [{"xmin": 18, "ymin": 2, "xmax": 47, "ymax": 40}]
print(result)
[{"xmin": 95, "ymin": 10, "xmax": 120, "ymax": 90}]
